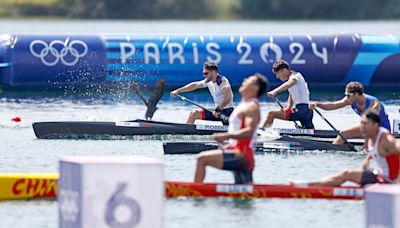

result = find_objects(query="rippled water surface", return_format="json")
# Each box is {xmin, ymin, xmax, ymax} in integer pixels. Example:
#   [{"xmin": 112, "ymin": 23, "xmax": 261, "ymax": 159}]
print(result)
[{"xmin": 0, "ymin": 89, "xmax": 399, "ymax": 228}]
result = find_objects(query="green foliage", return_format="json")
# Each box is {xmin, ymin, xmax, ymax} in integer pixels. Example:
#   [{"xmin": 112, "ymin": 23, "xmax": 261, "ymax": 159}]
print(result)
[
  {"xmin": 61, "ymin": 0, "xmax": 219, "ymax": 19},
  {"xmin": 234, "ymin": 0, "xmax": 400, "ymax": 19},
  {"xmin": 1, "ymin": 0, "xmax": 400, "ymax": 19}
]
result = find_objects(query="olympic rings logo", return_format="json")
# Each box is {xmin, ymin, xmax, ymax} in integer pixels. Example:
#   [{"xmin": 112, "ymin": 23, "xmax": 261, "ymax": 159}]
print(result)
[{"xmin": 29, "ymin": 39, "xmax": 88, "ymax": 66}]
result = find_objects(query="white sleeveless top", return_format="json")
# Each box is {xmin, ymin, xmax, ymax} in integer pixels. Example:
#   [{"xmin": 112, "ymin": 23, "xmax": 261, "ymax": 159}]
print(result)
[
  {"xmin": 287, "ymin": 71, "xmax": 310, "ymax": 105},
  {"xmin": 201, "ymin": 75, "xmax": 233, "ymax": 109},
  {"xmin": 227, "ymin": 98, "xmax": 258, "ymax": 150},
  {"xmin": 368, "ymin": 127, "xmax": 400, "ymax": 182}
]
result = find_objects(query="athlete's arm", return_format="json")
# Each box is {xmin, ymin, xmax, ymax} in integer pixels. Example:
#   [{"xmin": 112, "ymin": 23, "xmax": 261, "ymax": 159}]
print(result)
[
  {"xmin": 287, "ymin": 95, "xmax": 294, "ymax": 109},
  {"xmin": 368, "ymin": 100, "xmax": 382, "ymax": 113},
  {"xmin": 361, "ymin": 153, "xmax": 371, "ymax": 170},
  {"xmin": 310, "ymin": 97, "xmax": 351, "ymax": 110},
  {"xmin": 170, "ymin": 80, "xmax": 204, "ymax": 96},
  {"xmin": 268, "ymin": 77, "xmax": 297, "ymax": 97},
  {"xmin": 217, "ymin": 83, "xmax": 233, "ymax": 109},
  {"xmin": 381, "ymin": 133, "xmax": 400, "ymax": 155}
]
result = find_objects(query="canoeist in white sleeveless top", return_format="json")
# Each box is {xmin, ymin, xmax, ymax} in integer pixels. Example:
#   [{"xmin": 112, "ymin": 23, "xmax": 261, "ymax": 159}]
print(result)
[
  {"xmin": 170, "ymin": 61, "xmax": 234, "ymax": 125},
  {"xmin": 263, "ymin": 59, "xmax": 314, "ymax": 129},
  {"xmin": 194, "ymin": 74, "xmax": 268, "ymax": 184},
  {"xmin": 362, "ymin": 126, "xmax": 400, "ymax": 184},
  {"xmin": 303, "ymin": 110, "xmax": 400, "ymax": 187}
]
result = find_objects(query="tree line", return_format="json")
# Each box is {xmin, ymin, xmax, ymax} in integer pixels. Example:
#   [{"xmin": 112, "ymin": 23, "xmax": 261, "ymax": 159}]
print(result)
[{"xmin": 2, "ymin": 0, "xmax": 400, "ymax": 20}]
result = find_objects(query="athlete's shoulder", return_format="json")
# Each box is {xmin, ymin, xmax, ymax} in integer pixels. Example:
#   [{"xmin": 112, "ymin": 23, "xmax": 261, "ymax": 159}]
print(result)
[
  {"xmin": 287, "ymin": 71, "xmax": 301, "ymax": 82},
  {"xmin": 217, "ymin": 75, "xmax": 232, "ymax": 90},
  {"xmin": 292, "ymin": 71, "xmax": 303, "ymax": 78},
  {"xmin": 217, "ymin": 75, "xmax": 230, "ymax": 85},
  {"xmin": 200, "ymin": 79, "xmax": 209, "ymax": 87},
  {"xmin": 342, "ymin": 97, "xmax": 353, "ymax": 105},
  {"xmin": 380, "ymin": 131, "xmax": 396, "ymax": 148},
  {"xmin": 244, "ymin": 100, "xmax": 260, "ymax": 112}
]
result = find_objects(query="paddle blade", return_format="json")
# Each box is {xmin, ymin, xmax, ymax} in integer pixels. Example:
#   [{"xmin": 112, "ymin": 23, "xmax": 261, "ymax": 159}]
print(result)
[
  {"xmin": 145, "ymin": 79, "xmax": 165, "ymax": 120},
  {"xmin": 131, "ymin": 81, "xmax": 147, "ymax": 105}
]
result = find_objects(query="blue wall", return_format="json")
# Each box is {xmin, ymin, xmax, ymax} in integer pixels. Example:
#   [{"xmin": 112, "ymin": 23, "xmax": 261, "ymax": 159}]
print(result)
[{"xmin": 0, "ymin": 33, "xmax": 399, "ymax": 90}]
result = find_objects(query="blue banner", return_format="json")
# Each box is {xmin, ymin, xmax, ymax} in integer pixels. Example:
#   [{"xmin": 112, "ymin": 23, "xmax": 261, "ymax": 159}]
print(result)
[{"xmin": 0, "ymin": 33, "xmax": 399, "ymax": 90}]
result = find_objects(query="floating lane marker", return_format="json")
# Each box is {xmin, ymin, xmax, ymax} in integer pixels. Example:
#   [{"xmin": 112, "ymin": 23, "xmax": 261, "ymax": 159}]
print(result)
[
  {"xmin": 0, "ymin": 173, "xmax": 364, "ymax": 201},
  {"xmin": 0, "ymin": 173, "xmax": 58, "ymax": 200}
]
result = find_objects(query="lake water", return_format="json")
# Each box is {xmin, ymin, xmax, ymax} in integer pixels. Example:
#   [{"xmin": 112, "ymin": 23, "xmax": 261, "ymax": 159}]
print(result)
[
  {"xmin": 1, "ymin": 90, "xmax": 399, "ymax": 228},
  {"xmin": 0, "ymin": 19, "xmax": 399, "ymax": 228}
]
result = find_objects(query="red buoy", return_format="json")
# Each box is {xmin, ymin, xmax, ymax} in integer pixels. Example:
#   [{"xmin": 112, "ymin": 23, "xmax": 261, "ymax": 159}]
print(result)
[{"xmin": 11, "ymin": 117, "xmax": 21, "ymax": 122}]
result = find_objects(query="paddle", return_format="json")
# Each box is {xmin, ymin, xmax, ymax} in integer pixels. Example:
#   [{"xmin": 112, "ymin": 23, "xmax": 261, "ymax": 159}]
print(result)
[
  {"xmin": 131, "ymin": 79, "xmax": 165, "ymax": 120},
  {"xmin": 271, "ymin": 97, "xmax": 302, "ymax": 129},
  {"xmin": 176, "ymin": 94, "xmax": 229, "ymax": 123},
  {"xmin": 176, "ymin": 94, "xmax": 276, "ymax": 139},
  {"xmin": 314, "ymin": 108, "xmax": 356, "ymax": 152}
]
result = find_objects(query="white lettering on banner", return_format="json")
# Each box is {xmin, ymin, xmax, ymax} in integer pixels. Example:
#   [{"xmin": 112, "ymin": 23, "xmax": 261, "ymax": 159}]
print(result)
[
  {"xmin": 192, "ymin": 43, "xmax": 199, "ymax": 64},
  {"xmin": 195, "ymin": 124, "xmax": 228, "ymax": 131},
  {"xmin": 216, "ymin": 184, "xmax": 254, "ymax": 193},
  {"xmin": 115, "ymin": 122, "xmax": 141, "ymax": 127},
  {"xmin": 259, "ymin": 42, "xmax": 283, "ymax": 63},
  {"xmin": 116, "ymin": 40, "xmax": 330, "ymax": 65},
  {"xmin": 289, "ymin": 43, "xmax": 306, "ymax": 64},
  {"xmin": 168, "ymin": 43, "xmax": 185, "ymax": 64},
  {"xmin": 120, "ymin": 42, "xmax": 136, "ymax": 64},
  {"xmin": 30, "ymin": 40, "xmax": 88, "ymax": 66},
  {"xmin": 311, "ymin": 43, "xmax": 328, "ymax": 64},
  {"xmin": 206, "ymin": 43, "xmax": 222, "ymax": 63},
  {"xmin": 237, "ymin": 42, "xmax": 254, "ymax": 64},
  {"xmin": 144, "ymin": 43, "xmax": 160, "ymax": 64},
  {"xmin": 393, "ymin": 119, "xmax": 400, "ymax": 134}
]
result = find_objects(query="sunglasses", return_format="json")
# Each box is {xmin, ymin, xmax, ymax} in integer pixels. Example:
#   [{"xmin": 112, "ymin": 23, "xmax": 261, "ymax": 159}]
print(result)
[
  {"xmin": 272, "ymin": 67, "xmax": 281, "ymax": 73},
  {"xmin": 203, "ymin": 72, "xmax": 209, "ymax": 76},
  {"xmin": 345, "ymin": 92, "xmax": 356, "ymax": 97}
]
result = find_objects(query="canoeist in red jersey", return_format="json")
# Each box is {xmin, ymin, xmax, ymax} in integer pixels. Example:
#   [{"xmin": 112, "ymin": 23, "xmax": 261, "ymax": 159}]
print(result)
[
  {"xmin": 304, "ymin": 110, "xmax": 400, "ymax": 187},
  {"xmin": 194, "ymin": 74, "xmax": 268, "ymax": 184}
]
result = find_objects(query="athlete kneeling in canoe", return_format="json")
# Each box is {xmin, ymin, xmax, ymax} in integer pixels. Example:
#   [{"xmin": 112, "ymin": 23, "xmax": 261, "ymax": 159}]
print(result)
[
  {"xmin": 304, "ymin": 110, "xmax": 400, "ymax": 187},
  {"xmin": 194, "ymin": 74, "xmax": 268, "ymax": 184},
  {"xmin": 170, "ymin": 61, "xmax": 234, "ymax": 125},
  {"xmin": 309, "ymin": 81, "xmax": 391, "ymax": 144},
  {"xmin": 263, "ymin": 59, "xmax": 314, "ymax": 129}
]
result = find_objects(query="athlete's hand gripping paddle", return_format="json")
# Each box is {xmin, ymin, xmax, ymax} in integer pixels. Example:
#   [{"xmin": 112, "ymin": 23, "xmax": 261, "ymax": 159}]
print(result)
[
  {"xmin": 176, "ymin": 94, "xmax": 229, "ymax": 123},
  {"xmin": 272, "ymin": 97, "xmax": 302, "ymax": 129}
]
